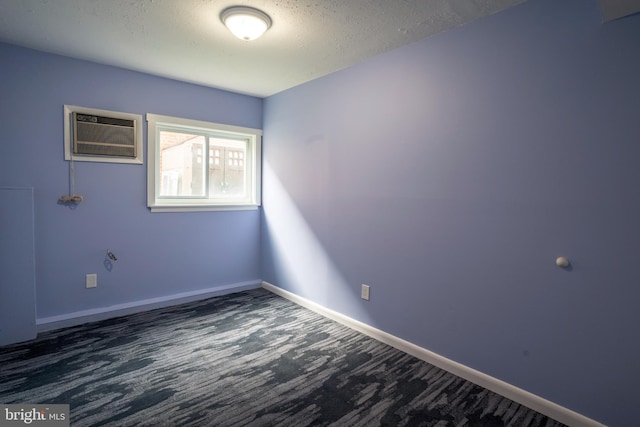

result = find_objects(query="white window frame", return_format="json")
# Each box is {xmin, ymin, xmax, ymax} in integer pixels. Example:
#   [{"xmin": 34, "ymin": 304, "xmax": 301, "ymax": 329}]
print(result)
[{"xmin": 146, "ymin": 113, "xmax": 262, "ymax": 212}]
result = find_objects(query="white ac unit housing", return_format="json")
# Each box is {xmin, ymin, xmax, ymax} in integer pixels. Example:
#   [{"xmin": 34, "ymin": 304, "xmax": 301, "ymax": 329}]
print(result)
[{"xmin": 64, "ymin": 105, "xmax": 143, "ymax": 164}]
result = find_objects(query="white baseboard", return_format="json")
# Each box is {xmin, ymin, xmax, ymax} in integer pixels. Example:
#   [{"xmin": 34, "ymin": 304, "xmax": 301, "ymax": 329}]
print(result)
[
  {"xmin": 37, "ymin": 280, "xmax": 262, "ymax": 332},
  {"xmin": 261, "ymin": 281, "xmax": 606, "ymax": 427}
]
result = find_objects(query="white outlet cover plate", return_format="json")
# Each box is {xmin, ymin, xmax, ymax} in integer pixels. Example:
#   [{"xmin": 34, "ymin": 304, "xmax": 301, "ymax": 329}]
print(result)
[
  {"xmin": 361, "ymin": 284, "xmax": 370, "ymax": 300},
  {"xmin": 86, "ymin": 274, "xmax": 97, "ymax": 288}
]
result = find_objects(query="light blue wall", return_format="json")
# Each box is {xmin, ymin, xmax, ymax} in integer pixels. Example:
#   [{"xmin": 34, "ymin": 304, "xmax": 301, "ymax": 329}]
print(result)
[
  {"xmin": 261, "ymin": 0, "xmax": 640, "ymax": 425},
  {"xmin": 0, "ymin": 43, "xmax": 262, "ymax": 320}
]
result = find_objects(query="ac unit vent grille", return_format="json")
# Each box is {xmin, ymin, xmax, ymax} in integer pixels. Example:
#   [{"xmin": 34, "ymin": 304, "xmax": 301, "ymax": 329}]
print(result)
[
  {"xmin": 75, "ymin": 141, "xmax": 135, "ymax": 157},
  {"xmin": 73, "ymin": 113, "xmax": 136, "ymax": 158}
]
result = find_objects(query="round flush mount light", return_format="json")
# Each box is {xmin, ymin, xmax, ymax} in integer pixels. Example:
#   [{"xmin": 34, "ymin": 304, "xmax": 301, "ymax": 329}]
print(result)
[{"xmin": 221, "ymin": 6, "xmax": 272, "ymax": 41}]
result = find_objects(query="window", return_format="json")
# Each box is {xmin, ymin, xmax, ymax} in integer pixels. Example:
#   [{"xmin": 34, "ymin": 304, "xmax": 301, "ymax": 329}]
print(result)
[{"xmin": 147, "ymin": 113, "xmax": 261, "ymax": 212}]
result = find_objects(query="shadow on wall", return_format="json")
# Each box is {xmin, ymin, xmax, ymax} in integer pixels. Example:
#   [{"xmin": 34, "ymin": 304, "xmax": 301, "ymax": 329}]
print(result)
[{"xmin": 598, "ymin": 0, "xmax": 640, "ymax": 21}]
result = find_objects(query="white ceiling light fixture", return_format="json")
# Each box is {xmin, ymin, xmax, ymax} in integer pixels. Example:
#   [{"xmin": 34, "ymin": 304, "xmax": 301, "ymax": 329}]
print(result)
[{"xmin": 221, "ymin": 6, "xmax": 272, "ymax": 41}]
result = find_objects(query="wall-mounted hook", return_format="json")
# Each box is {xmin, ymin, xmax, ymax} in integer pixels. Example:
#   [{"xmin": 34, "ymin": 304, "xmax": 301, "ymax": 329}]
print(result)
[
  {"xmin": 556, "ymin": 256, "xmax": 569, "ymax": 268},
  {"xmin": 107, "ymin": 250, "xmax": 118, "ymax": 262}
]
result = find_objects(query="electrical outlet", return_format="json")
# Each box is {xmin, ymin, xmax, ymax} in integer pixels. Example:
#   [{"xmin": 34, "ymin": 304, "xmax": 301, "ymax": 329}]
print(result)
[
  {"xmin": 361, "ymin": 284, "xmax": 370, "ymax": 301},
  {"xmin": 86, "ymin": 274, "xmax": 97, "ymax": 288}
]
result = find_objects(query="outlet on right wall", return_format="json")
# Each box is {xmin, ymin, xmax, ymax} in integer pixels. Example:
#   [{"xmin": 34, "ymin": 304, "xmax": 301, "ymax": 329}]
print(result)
[{"xmin": 261, "ymin": 0, "xmax": 640, "ymax": 425}]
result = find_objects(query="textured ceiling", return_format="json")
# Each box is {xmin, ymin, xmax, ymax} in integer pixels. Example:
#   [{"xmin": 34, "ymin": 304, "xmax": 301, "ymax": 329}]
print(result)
[{"xmin": 0, "ymin": 0, "xmax": 531, "ymax": 97}]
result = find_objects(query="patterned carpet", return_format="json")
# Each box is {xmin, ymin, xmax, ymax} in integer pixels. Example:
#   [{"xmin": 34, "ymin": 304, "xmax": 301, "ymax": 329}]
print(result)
[{"xmin": 0, "ymin": 289, "xmax": 565, "ymax": 426}]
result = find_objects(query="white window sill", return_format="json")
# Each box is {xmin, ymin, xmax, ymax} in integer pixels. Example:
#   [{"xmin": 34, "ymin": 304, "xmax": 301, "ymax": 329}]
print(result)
[{"xmin": 149, "ymin": 204, "xmax": 260, "ymax": 213}]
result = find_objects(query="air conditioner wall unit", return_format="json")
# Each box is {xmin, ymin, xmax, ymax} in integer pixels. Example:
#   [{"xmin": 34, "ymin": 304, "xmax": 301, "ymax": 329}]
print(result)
[
  {"xmin": 73, "ymin": 112, "xmax": 136, "ymax": 158},
  {"xmin": 64, "ymin": 105, "xmax": 143, "ymax": 164}
]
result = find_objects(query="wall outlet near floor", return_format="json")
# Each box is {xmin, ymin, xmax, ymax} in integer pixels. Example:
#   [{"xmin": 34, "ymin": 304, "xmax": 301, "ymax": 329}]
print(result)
[
  {"xmin": 361, "ymin": 284, "xmax": 370, "ymax": 301},
  {"xmin": 86, "ymin": 274, "xmax": 97, "ymax": 288}
]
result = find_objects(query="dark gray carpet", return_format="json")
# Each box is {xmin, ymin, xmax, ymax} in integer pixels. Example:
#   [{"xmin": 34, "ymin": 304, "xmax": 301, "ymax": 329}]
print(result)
[{"xmin": 0, "ymin": 288, "xmax": 565, "ymax": 426}]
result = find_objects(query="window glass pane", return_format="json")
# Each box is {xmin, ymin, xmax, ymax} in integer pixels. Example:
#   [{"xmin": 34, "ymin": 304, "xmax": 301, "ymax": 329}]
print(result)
[
  {"xmin": 158, "ymin": 131, "xmax": 205, "ymax": 197},
  {"xmin": 209, "ymin": 137, "xmax": 247, "ymax": 198}
]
